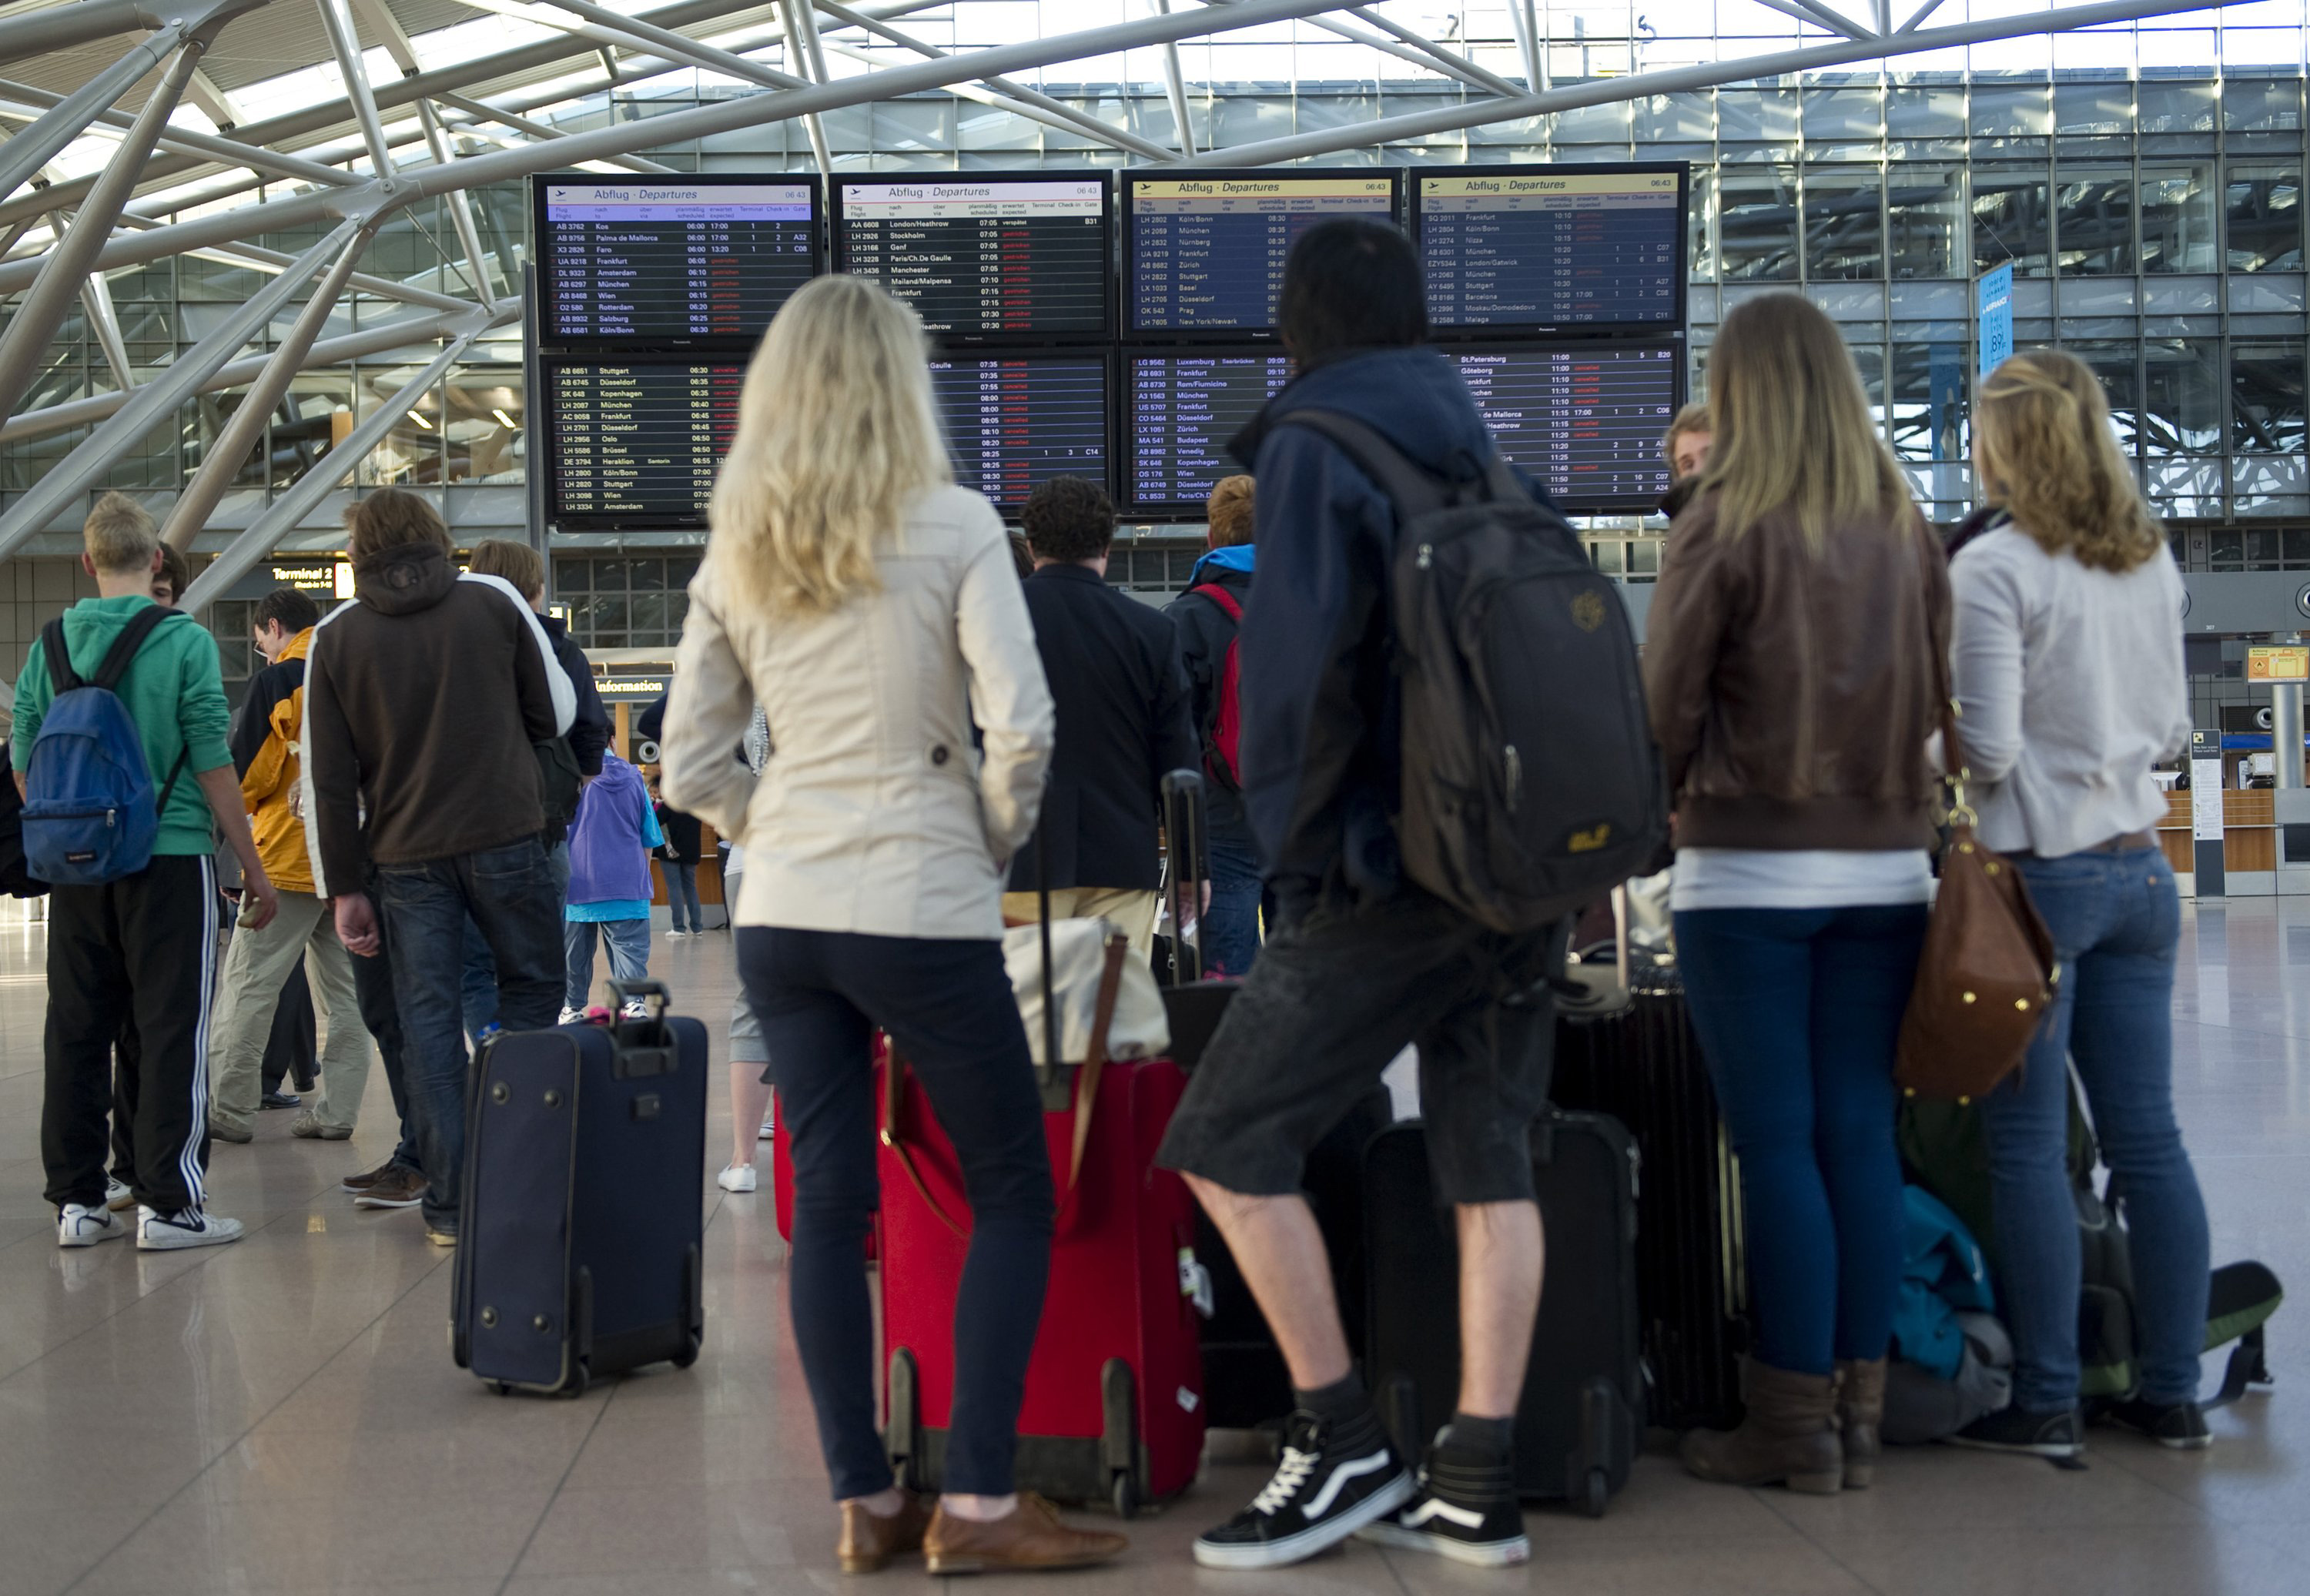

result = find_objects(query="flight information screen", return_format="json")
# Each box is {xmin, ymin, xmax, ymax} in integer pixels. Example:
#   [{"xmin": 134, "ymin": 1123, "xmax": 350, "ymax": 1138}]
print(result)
[
  {"xmin": 1455, "ymin": 344, "xmax": 1680, "ymax": 510},
  {"xmin": 928, "ymin": 355, "xmax": 1111, "ymax": 511},
  {"xmin": 535, "ymin": 178, "xmax": 819, "ymax": 346},
  {"xmin": 1127, "ymin": 173, "xmax": 1399, "ymax": 334},
  {"xmin": 1417, "ymin": 168, "xmax": 1684, "ymax": 332},
  {"xmin": 545, "ymin": 359, "xmax": 743, "ymax": 527},
  {"xmin": 1123, "ymin": 350, "xmax": 1292, "ymax": 513},
  {"xmin": 836, "ymin": 177, "xmax": 1110, "ymax": 339}
]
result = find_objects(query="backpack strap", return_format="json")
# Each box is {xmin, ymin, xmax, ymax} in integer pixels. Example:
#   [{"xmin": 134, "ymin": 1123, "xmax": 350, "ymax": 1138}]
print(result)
[
  {"xmin": 88, "ymin": 604, "xmax": 178, "ymax": 694},
  {"xmin": 1190, "ymin": 582, "xmax": 1243, "ymax": 624},
  {"xmin": 39, "ymin": 619, "xmax": 81, "ymax": 696},
  {"xmin": 1278, "ymin": 410, "xmax": 1454, "ymax": 519}
]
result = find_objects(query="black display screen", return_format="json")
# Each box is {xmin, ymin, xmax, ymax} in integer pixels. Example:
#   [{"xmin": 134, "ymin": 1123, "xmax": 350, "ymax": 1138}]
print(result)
[
  {"xmin": 1455, "ymin": 344, "xmax": 1681, "ymax": 510},
  {"xmin": 545, "ymin": 358, "xmax": 743, "ymax": 528},
  {"xmin": 534, "ymin": 177, "xmax": 819, "ymax": 346},
  {"xmin": 928, "ymin": 355, "xmax": 1111, "ymax": 512},
  {"xmin": 1127, "ymin": 172, "xmax": 1400, "ymax": 335},
  {"xmin": 1416, "ymin": 166, "xmax": 1685, "ymax": 333},
  {"xmin": 1123, "ymin": 350, "xmax": 1293, "ymax": 514},
  {"xmin": 836, "ymin": 176, "xmax": 1110, "ymax": 340}
]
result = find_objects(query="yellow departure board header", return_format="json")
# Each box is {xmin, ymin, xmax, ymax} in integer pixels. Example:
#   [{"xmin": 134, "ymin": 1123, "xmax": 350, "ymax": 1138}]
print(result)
[{"xmin": 1133, "ymin": 178, "xmax": 1395, "ymax": 201}]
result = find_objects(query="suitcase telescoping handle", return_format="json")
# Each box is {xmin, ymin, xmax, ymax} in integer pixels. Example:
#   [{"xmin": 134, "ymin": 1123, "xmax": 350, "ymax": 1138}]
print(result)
[
  {"xmin": 1160, "ymin": 768, "xmax": 1206, "ymax": 987},
  {"xmin": 604, "ymin": 978, "xmax": 679, "ymax": 1079}
]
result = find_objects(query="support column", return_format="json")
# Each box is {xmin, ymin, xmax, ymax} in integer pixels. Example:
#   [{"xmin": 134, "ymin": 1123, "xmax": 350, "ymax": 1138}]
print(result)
[{"xmin": 2270, "ymin": 634, "xmax": 2310, "ymax": 894}]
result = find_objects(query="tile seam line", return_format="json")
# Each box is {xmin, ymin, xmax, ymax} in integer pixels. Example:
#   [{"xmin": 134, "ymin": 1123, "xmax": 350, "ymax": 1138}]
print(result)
[
  {"xmin": 1747, "ymin": 1483, "xmax": 1898, "ymax": 1596},
  {"xmin": 55, "ymin": 1241, "xmax": 460, "ymax": 1596},
  {"xmin": 0, "ymin": 1163, "xmax": 404, "ymax": 1386}
]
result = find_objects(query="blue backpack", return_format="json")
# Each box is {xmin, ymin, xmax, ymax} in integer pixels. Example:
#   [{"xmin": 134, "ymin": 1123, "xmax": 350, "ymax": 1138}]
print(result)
[{"xmin": 22, "ymin": 606, "xmax": 191, "ymax": 886}]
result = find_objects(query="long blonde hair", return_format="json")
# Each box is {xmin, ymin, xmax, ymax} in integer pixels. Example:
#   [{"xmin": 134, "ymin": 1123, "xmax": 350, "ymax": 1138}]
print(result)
[
  {"xmin": 1698, "ymin": 293, "xmax": 1909, "ymax": 544},
  {"xmin": 708, "ymin": 275, "xmax": 952, "ymax": 614},
  {"xmin": 1973, "ymin": 350, "xmax": 2161, "ymax": 574}
]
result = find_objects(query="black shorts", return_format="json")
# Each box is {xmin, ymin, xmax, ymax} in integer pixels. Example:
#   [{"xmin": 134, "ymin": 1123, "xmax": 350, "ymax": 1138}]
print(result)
[{"xmin": 1157, "ymin": 890, "xmax": 1563, "ymax": 1206}]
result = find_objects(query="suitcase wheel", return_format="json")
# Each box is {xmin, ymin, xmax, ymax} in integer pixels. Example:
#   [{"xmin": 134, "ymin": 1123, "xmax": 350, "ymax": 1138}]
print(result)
[
  {"xmin": 672, "ymin": 1330, "xmax": 701, "ymax": 1370},
  {"xmin": 557, "ymin": 1362, "xmax": 590, "ymax": 1400},
  {"xmin": 491, "ymin": 1381, "xmax": 513, "ymax": 1397},
  {"xmin": 1110, "ymin": 1471, "xmax": 1137, "ymax": 1521},
  {"xmin": 1581, "ymin": 1466, "xmax": 1609, "ymax": 1520}
]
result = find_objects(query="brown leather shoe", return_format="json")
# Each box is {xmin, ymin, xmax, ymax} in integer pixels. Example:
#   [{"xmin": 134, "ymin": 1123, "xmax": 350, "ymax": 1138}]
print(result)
[
  {"xmin": 838, "ymin": 1493, "xmax": 932, "ymax": 1574},
  {"xmin": 1836, "ymin": 1357, "xmax": 1887, "ymax": 1490},
  {"xmin": 923, "ymin": 1493, "xmax": 1127, "ymax": 1574},
  {"xmin": 1679, "ymin": 1358, "xmax": 1844, "ymax": 1494}
]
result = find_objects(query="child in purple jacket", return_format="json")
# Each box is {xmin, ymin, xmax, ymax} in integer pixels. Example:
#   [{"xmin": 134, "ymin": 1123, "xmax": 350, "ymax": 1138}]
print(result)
[{"xmin": 561, "ymin": 751, "xmax": 663, "ymax": 1019}]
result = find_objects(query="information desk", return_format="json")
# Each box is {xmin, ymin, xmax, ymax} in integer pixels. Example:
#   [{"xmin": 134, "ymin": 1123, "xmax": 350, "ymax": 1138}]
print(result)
[
  {"xmin": 1126, "ymin": 172, "xmax": 1401, "ymax": 336},
  {"xmin": 927, "ymin": 354, "xmax": 1112, "ymax": 513},
  {"xmin": 535, "ymin": 177, "xmax": 819, "ymax": 347},
  {"xmin": 1454, "ymin": 344, "xmax": 1680, "ymax": 511},
  {"xmin": 1414, "ymin": 166, "xmax": 1686, "ymax": 335},
  {"xmin": 1123, "ymin": 349, "xmax": 1293, "ymax": 514},
  {"xmin": 544, "ymin": 358, "xmax": 743, "ymax": 529},
  {"xmin": 835, "ymin": 176, "xmax": 1110, "ymax": 340}
]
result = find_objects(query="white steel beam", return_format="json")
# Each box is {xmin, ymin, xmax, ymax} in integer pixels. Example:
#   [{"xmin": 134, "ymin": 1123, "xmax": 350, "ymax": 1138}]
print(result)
[
  {"xmin": 432, "ymin": 91, "xmax": 674, "ymax": 172},
  {"xmin": 0, "ymin": 27, "xmax": 185, "ymax": 203},
  {"xmin": 187, "ymin": 67, "xmax": 243, "ymax": 129},
  {"xmin": 348, "ymin": 0, "xmax": 424, "ymax": 74},
  {"xmin": 0, "ymin": 79, "xmax": 363, "ymax": 189},
  {"xmin": 417, "ymin": 99, "xmax": 499, "ymax": 309},
  {"xmin": 1153, "ymin": 2, "xmax": 1197, "ymax": 157},
  {"xmin": 314, "ymin": 0, "xmax": 400, "ymax": 176},
  {"xmin": 782, "ymin": 0, "xmax": 835, "ymax": 171}
]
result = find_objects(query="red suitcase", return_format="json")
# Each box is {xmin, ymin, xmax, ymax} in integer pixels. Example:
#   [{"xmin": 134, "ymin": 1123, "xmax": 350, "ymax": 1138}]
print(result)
[{"xmin": 878, "ymin": 844, "xmax": 1208, "ymax": 1517}]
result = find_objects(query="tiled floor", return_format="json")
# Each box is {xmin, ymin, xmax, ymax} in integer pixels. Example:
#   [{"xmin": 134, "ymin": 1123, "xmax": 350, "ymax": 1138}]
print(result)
[{"xmin": 0, "ymin": 902, "xmax": 2303, "ymax": 1596}]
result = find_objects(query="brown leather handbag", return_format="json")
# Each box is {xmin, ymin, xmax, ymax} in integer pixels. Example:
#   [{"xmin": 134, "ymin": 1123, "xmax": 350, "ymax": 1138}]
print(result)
[{"xmin": 1894, "ymin": 707, "xmax": 2058, "ymax": 1102}]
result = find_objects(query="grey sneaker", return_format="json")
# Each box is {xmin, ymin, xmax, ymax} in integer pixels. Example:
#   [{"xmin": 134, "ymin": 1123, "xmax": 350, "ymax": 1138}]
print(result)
[
  {"xmin": 136, "ymin": 1207, "xmax": 245, "ymax": 1251},
  {"xmin": 105, "ymin": 1175, "xmax": 136, "ymax": 1212},
  {"xmin": 207, "ymin": 1119, "xmax": 253, "ymax": 1145},
  {"xmin": 290, "ymin": 1111, "xmax": 351, "ymax": 1141}
]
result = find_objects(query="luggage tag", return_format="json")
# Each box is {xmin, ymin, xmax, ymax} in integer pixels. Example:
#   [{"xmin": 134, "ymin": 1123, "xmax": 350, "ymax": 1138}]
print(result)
[{"xmin": 1177, "ymin": 1246, "xmax": 1215, "ymax": 1318}]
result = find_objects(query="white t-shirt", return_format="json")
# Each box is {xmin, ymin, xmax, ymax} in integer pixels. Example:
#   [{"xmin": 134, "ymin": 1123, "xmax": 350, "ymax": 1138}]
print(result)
[{"xmin": 1672, "ymin": 847, "xmax": 1933, "ymax": 912}]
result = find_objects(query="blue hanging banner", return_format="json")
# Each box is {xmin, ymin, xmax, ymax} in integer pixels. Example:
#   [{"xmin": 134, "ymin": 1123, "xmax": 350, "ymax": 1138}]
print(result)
[{"xmin": 1977, "ymin": 263, "xmax": 2015, "ymax": 382}]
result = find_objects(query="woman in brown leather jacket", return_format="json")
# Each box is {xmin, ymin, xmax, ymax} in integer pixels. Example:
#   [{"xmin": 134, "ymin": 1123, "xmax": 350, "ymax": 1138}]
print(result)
[{"xmin": 1644, "ymin": 293, "xmax": 1950, "ymax": 1495}]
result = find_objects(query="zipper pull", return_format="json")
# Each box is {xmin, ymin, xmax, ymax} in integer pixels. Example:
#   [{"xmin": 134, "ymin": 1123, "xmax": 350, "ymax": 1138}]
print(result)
[{"xmin": 1504, "ymin": 744, "xmax": 1522, "ymax": 813}]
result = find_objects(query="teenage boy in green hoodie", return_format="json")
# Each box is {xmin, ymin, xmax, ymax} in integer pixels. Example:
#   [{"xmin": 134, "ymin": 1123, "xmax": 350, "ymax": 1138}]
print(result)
[{"xmin": 12, "ymin": 494, "xmax": 278, "ymax": 1251}]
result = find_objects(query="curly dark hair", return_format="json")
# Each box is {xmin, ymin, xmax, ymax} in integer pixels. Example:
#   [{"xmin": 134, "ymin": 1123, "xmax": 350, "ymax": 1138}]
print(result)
[{"xmin": 1020, "ymin": 475, "xmax": 1115, "ymax": 566}]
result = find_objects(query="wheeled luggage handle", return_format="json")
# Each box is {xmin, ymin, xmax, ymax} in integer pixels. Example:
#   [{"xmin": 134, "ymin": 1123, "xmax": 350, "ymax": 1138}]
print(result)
[
  {"xmin": 1160, "ymin": 769, "xmax": 1206, "ymax": 987},
  {"xmin": 604, "ymin": 979, "xmax": 679, "ymax": 1078}
]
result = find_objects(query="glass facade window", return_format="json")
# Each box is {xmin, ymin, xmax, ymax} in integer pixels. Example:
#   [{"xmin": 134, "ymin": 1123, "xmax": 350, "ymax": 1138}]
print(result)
[
  {"xmin": 1973, "ymin": 166, "xmax": 2053, "ymax": 276},
  {"xmin": 2066, "ymin": 340, "xmax": 2144, "ymax": 456},
  {"xmin": 1890, "ymin": 343, "xmax": 1968, "ymax": 462},
  {"xmin": 2055, "ymin": 169, "xmax": 2135, "ymax": 274},
  {"xmin": 1888, "ymin": 167, "xmax": 1964, "ymax": 279},
  {"xmin": 2139, "ymin": 166, "xmax": 2219, "ymax": 273},
  {"xmin": 1804, "ymin": 170, "xmax": 1883, "ymax": 279},
  {"xmin": 444, "ymin": 367, "xmax": 524, "ymax": 483},
  {"xmin": 555, "ymin": 554, "xmax": 698, "ymax": 650},
  {"xmin": 1720, "ymin": 168, "xmax": 1799, "ymax": 279},
  {"xmin": 2227, "ymin": 162, "xmax": 2305, "ymax": 270},
  {"xmin": 2143, "ymin": 339, "xmax": 2225, "ymax": 456},
  {"xmin": 2232, "ymin": 339, "xmax": 2308, "ymax": 455}
]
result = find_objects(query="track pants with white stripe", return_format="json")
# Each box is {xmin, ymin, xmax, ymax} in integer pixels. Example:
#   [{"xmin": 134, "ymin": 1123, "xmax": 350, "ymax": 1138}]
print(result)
[{"xmin": 42, "ymin": 854, "xmax": 219, "ymax": 1215}]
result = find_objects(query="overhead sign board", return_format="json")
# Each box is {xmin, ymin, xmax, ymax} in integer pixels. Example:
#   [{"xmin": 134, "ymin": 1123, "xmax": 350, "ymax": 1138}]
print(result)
[{"xmin": 1976, "ymin": 263, "xmax": 2014, "ymax": 382}]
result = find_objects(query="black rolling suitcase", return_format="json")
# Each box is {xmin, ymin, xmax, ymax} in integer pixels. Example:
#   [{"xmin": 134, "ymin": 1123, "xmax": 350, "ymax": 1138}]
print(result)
[
  {"xmin": 1551, "ymin": 966, "xmax": 1749, "ymax": 1433},
  {"xmin": 453, "ymin": 981, "xmax": 708, "ymax": 1397},
  {"xmin": 1364, "ymin": 1109, "xmax": 1642, "ymax": 1517}
]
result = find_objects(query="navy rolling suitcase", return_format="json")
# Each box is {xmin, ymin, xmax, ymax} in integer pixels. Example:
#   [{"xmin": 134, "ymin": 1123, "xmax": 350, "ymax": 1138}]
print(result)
[{"xmin": 453, "ymin": 981, "xmax": 708, "ymax": 1396}]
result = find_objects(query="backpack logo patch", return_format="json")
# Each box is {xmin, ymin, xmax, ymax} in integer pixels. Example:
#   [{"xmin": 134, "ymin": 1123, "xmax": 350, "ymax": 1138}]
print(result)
[
  {"xmin": 1570, "ymin": 590, "xmax": 1608, "ymax": 633},
  {"xmin": 1568, "ymin": 823, "xmax": 1613, "ymax": 854}
]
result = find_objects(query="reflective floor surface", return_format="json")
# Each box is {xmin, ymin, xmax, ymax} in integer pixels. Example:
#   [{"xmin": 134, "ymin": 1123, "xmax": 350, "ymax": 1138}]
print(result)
[{"xmin": 0, "ymin": 900, "xmax": 2304, "ymax": 1595}]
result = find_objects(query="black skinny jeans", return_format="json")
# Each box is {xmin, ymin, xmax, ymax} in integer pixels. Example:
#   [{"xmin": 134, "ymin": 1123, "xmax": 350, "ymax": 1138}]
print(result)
[{"xmin": 738, "ymin": 927, "xmax": 1053, "ymax": 1501}]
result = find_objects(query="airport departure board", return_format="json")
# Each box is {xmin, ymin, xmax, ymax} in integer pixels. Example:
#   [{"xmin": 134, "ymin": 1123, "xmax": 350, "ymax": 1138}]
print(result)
[
  {"xmin": 836, "ymin": 177, "xmax": 1110, "ymax": 340},
  {"xmin": 535, "ymin": 178, "xmax": 819, "ymax": 346},
  {"xmin": 928, "ymin": 356, "xmax": 1111, "ymax": 512},
  {"xmin": 1124, "ymin": 350, "xmax": 1293, "ymax": 512},
  {"xmin": 1417, "ymin": 167, "xmax": 1684, "ymax": 333},
  {"xmin": 1455, "ymin": 344, "xmax": 1680, "ymax": 510},
  {"xmin": 1127, "ymin": 173, "xmax": 1400, "ymax": 335},
  {"xmin": 545, "ymin": 359, "xmax": 742, "ymax": 527}
]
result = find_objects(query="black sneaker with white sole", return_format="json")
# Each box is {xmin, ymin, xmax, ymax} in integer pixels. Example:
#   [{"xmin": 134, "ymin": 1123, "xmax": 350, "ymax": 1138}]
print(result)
[
  {"xmin": 2104, "ymin": 1396, "xmax": 2212, "ymax": 1450},
  {"xmin": 1947, "ymin": 1404, "xmax": 2084, "ymax": 1460},
  {"xmin": 1192, "ymin": 1410, "xmax": 1412, "ymax": 1571},
  {"xmin": 1358, "ymin": 1434, "xmax": 1529, "ymax": 1568}
]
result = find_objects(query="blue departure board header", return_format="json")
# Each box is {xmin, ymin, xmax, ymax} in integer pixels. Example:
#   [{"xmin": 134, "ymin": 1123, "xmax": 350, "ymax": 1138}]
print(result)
[
  {"xmin": 1127, "ymin": 172, "xmax": 1401, "ymax": 336},
  {"xmin": 535, "ymin": 176, "xmax": 820, "ymax": 348},
  {"xmin": 1415, "ymin": 166, "xmax": 1685, "ymax": 334}
]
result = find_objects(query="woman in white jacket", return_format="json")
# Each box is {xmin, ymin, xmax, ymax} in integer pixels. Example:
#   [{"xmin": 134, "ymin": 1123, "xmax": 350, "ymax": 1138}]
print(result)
[{"xmin": 661, "ymin": 276, "xmax": 1120, "ymax": 1575}]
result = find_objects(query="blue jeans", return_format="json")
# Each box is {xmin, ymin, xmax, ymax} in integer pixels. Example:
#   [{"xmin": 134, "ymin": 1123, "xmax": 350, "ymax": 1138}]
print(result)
[
  {"xmin": 463, "ymin": 840, "xmax": 570, "ymax": 1041},
  {"xmin": 1674, "ymin": 902, "xmax": 1929, "ymax": 1377},
  {"xmin": 1201, "ymin": 817, "xmax": 1264, "ymax": 978},
  {"xmin": 373, "ymin": 838, "xmax": 566, "ymax": 1229},
  {"xmin": 1978, "ymin": 846, "xmax": 2207, "ymax": 1410},
  {"xmin": 739, "ymin": 927, "xmax": 1053, "ymax": 1500},
  {"xmin": 565, "ymin": 915, "xmax": 651, "ymax": 1011},
  {"xmin": 665, "ymin": 862, "xmax": 702, "ymax": 932}
]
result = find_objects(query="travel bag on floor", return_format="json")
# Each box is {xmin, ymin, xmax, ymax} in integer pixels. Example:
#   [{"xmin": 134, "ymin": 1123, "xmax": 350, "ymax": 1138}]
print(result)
[
  {"xmin": 1364, "ymin": 1109, "xmax": 1642, "ymax": 1517},
  {"xmin": 1551, "ymin": 960, "xmax": 1750, "ymax": 1433},
  {"xmin": 453, "ymin": 981, "xmax": 708, "ymax": 1397},
  {"xmin": 879, "ymin": 784, "xmax": 1208, "ymax": 1517}
]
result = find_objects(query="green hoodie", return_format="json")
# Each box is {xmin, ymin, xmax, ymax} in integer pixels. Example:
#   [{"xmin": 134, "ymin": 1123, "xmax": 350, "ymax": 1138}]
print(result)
[{"xmin": 10, "ymin": 594, "xmax": 233, "ymax": 856}]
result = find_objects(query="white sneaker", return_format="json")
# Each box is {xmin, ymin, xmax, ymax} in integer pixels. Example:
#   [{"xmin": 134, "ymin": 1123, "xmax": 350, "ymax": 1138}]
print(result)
[
  {"xmin": 58, "ymin": 1203, "xmax": 126, "ymax": 1248},
  {"xmin": 666, "ymin": 929, "xmax": 690, "ymax": 939},
  {"xmin": 716, "ymin": 1164, "xmax": 758, "ymax": 1193},
  {"xmin": 557, "ymin": 1006, "xmax": 584, "ymax": 1026},
  {"xmin": 619, "ymin": 999, "xmax": 651, "ymax": 1021},
  {"xmin": 105, "ymin": 1175, "xmax": 136, "ymax": 1212},
  {"xmin": 758, "ymin": 1113, "xmax": 775, "ymax": 1142},
  {"xmin": 136, "ymin": 1206, "xmax": 246, "ymax": 1251}
]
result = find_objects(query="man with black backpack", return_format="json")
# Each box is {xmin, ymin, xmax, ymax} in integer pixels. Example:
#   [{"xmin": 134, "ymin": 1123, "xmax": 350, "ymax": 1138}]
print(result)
[
  {"xmin": 12, "ymin": 492, "xmax": 279, "ymax": 1251},
  {"xmin": 1156, "ymin": 219, "xmax": 1662, "ymax": 1571}
]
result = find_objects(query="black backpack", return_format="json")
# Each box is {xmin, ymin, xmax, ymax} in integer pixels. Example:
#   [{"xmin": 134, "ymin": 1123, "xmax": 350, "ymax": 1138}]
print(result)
[{"xmin": 1279, "ymin": 411, "xmax": 1668, "ymax": 935}]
